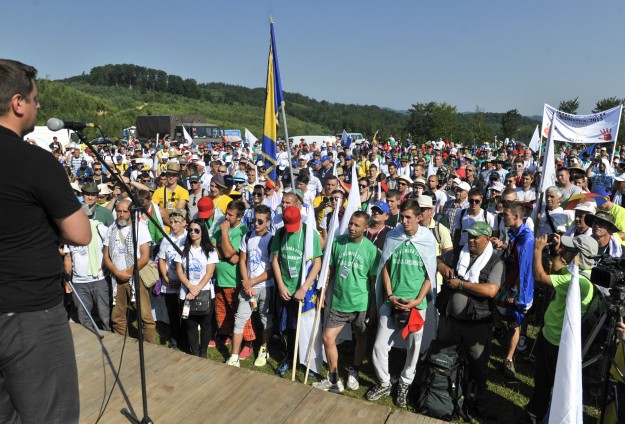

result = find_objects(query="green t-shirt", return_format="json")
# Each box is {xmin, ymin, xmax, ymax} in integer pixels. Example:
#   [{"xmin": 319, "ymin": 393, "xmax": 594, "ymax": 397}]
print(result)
[
  {"xmin": 543, "ymin": 268, "xmax": 594, "ymax": 346},
  {"xmin": 385, "ymin": 242, "xmax": 428, "ymax": 310},
  {"xmin": 329, "ymin": 235, "xmax": 379, "ymax": 313},
  {"xmin": 271, "ymin": 225, "xmax": 322, "ymax": 295},
  {"xmin": 211, "ymin": 223, "xmax": 248, "ymax": 288}
]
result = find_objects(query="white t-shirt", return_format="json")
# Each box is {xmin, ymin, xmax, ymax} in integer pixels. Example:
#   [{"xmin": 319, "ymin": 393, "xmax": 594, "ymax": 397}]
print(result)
[
  {"xmin": 104, "ymin": 223, "xmax": 152, "ymax": 285},
  {"xmin": 174, "ymin": 246, "xmax": 218, "ymax": 300},
  {"xmin": 454, "ymin": 208, "xmax": 496, "ymax": 246},
  {"xmin": 240, "ymin": 231, "xmax": 274, "ymax": 288},
  {"xmin": 64, "ymin": 223, "xmax": 108, "ymax": 283},
  {"xmin": 433, "ymin": 190, "xmax": 448, "ymax": 214},
  {"xmin": 515, "ymin": 187, "xmax": 537, "ymax": 202},
  {"xmin": 157, "ymin": 232, "xmax": 186, "ymax": 294}
]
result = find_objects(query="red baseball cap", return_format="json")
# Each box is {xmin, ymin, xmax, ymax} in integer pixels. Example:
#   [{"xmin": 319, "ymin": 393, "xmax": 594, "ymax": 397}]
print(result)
[
  {"xmin": 197, "ymin": 196, "xmax": 214, "ymax": 219},
  {"xmin": 283, "ymin": 206, "xmax": 301, "ymax": 233}
]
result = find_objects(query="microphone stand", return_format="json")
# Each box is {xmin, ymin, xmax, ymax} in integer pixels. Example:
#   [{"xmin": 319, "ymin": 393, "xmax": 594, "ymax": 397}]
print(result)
[{"xmin": 72, "ymin": 129, "xmax": 184, "ymax": 424}]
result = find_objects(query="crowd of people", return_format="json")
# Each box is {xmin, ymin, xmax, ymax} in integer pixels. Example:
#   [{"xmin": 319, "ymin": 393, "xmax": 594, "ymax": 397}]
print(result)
[
  {"xmin": 53, "ymin": 128, "xmax": 625, "ymax": 421},
  {"xmin": 4, "ymin": 58, "xmax": 625, "ymax": 422}
]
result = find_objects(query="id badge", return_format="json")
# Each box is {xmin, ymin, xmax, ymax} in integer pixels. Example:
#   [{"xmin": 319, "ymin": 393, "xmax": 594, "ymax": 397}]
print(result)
[
  {"xmin": 340, "ymin": 266, "xmax": 350, "ymax": 279},
  {"xmin": 167, "ymin": 202, "xmax": 174, "ymax": 209},
  {"xmin": 118, "ymin": 246, "xmax": 126, "ymax": 255},
  {"xmin": 289, "ymin": 266, "xmax": 298, "ymax": 278},
  {"xmin": 192, "ymin": 273, "xmax": 201, "ymax": 280}
]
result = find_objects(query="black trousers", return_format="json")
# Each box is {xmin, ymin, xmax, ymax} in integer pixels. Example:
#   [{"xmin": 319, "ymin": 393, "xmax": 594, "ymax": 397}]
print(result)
[
  {"xmin": 163, "ymin": 293, "xmax": 182, "ymax": 346},
  {"xmin": 185, "ymin": 299, "xmax": 215, "ymax": 356},
  {"xmin": 0, "ymin": 303, "xmax": 79, "ymax": 423},
  {"xmin": 527, "ymin": 331, "xmax": 560, "ymax": 421}
]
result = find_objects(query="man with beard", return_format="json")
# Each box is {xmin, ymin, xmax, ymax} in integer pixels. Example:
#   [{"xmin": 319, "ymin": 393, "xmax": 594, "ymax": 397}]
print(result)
[{"xmin": 103, "ymin": 199, "xmax": 156, "ymax": 343}]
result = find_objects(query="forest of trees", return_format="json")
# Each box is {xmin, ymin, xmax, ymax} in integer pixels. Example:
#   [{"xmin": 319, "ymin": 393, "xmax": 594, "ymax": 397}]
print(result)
[{"xmin": 38, "ymin": 64, "xmax": 623, "ymax": 146}]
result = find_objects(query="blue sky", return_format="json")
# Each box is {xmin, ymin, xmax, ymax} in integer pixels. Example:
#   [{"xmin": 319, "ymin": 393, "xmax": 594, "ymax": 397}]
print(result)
[{"xmin": 4, "ymin": 0, "xmax": 624, "ymax": 116}]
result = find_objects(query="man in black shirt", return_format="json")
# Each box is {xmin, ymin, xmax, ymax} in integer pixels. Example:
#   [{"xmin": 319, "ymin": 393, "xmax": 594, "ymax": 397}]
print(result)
[{"xmin": 0, "ymin": 59, "xmax": 91, "ymax": 423}]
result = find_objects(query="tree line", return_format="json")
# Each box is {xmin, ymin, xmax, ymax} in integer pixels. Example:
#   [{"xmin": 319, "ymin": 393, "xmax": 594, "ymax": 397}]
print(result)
[{"xmin": 42, "ymin": 64, "xmax": 623, "ymax": 146}]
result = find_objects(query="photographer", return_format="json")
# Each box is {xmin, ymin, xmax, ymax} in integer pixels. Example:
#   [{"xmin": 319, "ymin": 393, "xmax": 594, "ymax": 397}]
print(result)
[
  {"xmin": 436, "ymin": 221, "xmax": 503, "ymax": 419},
  {"xmin": 526, "ymin": 234, "xmax": 598, "ymax": 423}
]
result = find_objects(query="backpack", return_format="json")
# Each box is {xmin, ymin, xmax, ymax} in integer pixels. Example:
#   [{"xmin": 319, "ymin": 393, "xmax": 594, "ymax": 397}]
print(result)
[{"xmin": 415, "ymin": 341, "xmax": 470, "ymax": 422}]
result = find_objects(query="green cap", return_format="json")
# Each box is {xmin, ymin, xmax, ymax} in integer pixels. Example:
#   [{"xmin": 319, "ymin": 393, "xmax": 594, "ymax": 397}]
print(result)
[{"xmin": 463, "ymin": 221, "xmax": 493, "ymax": 237}]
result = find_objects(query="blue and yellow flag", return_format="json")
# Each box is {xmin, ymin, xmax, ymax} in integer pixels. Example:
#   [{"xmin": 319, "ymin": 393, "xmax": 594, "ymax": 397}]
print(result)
[{"xmin": 262, "ymin": 19, "xmax": 285, "ymax": 185}]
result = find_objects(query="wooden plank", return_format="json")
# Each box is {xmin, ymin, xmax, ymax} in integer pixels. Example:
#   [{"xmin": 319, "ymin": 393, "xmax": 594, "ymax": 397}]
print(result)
[
  {"xmin": 284, "ymin": 388, "xmax": 391, "ymax": 424},
  {"xmin": 385, "ymin": 410, "xmax": 446, "ymax": 424},
  {"xmin": 71, "ymin": 324, "xmax": 443, "ymax": 424}
]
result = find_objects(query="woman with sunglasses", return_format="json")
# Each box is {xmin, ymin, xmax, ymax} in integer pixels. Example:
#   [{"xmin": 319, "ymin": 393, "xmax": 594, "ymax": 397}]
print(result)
[
  {"xmin": 359, "ymin": 178, "xmax": 374, "ymax": 212},
  {"xmin": 175, "ymin": 220, "xmax": 218, "ymax": 358}
]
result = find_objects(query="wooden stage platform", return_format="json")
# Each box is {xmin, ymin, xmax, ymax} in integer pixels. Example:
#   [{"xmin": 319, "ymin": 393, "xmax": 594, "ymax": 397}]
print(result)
[{"xmin": 72, "ymin": 324, "xmax": 443, "ymax": 423}]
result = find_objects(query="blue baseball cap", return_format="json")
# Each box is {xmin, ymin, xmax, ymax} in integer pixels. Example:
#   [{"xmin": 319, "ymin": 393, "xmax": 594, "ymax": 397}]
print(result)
[
  {"xmin": 312, "ymin": 160, "xmax": 321, "ymax": 165},
  {"xmin": 372, "ymin": 201, "xmax": 390, "ymax": 214},
  {"xmin": 345, "ymin": 155, "xmax": 353, "ymax": 160},
  {"xmin": 321, "ymin": 155, "xmax": 331, "ymax": 162},
  {"xmin": 593, "ymin": 187, "xmax": 611, "ymax": 197}
]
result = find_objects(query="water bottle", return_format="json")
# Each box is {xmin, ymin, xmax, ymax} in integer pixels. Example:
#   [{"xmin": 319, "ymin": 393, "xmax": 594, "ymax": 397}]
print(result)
[
  {"xmin": 182, "ymin": 300, "xmax": 191, "ymax": 319},
  {"xmin": 250, "ymin": 295, "xmax": 258, "ymax": 312}
]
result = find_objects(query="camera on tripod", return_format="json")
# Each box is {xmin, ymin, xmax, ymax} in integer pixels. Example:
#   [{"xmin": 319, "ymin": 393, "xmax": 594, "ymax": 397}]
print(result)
[{"xmin": 591, "ymin": 255, "xmax": 625, "ymax": 290}]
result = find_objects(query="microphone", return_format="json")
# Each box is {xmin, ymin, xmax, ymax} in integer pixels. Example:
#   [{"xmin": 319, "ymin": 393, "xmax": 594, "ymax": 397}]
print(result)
[{"xmin": 47, "ymin": 118, "xmax": 95, "ymax": 132}]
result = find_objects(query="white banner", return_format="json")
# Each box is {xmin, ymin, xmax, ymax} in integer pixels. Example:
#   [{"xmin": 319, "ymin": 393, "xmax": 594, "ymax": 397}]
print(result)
[{"xmin": 541, "ymin": 104, "xmax": 622, "ymax": 144}]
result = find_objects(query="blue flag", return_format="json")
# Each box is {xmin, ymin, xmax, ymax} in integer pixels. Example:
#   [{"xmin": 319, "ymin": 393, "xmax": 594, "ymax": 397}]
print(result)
[
  {"xmin": 341, "ymin": 130, "xmax": 352, "ymax": 148},
  {"xmin": 580, "ymin": 143, "xmax": 596, "ymax": 159},
  {"xmin": 261, "ymin": 19, "xmax": 285, "ymax": 185}
]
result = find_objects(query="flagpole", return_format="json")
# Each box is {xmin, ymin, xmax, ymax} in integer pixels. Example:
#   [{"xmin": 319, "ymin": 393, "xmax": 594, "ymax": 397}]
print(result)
[
  {"xmin": 291, "ymin": 301, "xmax": 303, "ymax": 382},
  {"xmin": 281, "ymin": 105, "xmax": 296, "ymax": 190},
  {"xmin": 609, "ymin": 105, "xmax": 623, "ymax": 167}
]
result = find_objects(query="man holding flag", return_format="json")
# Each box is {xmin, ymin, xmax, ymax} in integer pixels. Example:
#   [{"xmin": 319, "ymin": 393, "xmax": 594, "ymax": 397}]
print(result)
[
  {"xmin": 312, "ymin": 211, "xmax": 379, "ymax": 393},
  {"xmin": 271, "ymin": 206, "xmax": 322, "ymax": 377}
]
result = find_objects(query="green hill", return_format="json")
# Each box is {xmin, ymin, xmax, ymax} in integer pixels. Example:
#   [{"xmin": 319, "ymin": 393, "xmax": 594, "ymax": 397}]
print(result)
[{"xmin": 37, "ymin": 64, "xmax": 539, "ymax": 144}]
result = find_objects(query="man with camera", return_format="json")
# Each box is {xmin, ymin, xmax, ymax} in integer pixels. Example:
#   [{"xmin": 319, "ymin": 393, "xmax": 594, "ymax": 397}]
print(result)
[
  {"xmin": 437, "ymin": 221, "xmax": 503, "ymax": 419},
  {"xmin": 525, "ymin": 233, "xmax": 598, "ymax": 423}
]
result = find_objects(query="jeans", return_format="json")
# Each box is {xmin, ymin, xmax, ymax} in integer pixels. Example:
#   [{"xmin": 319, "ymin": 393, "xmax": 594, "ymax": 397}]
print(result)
[
  {"xmin": 0, "ymin": 303, "xmax": 79, "ymax": 423},
  {"xmin": 72, "ymin": 278, "xmax": 111, "ymax": 331}
]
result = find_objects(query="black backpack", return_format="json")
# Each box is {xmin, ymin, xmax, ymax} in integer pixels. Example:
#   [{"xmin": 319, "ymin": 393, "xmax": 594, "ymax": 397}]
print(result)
[
  {"xmin": 415, "ymin": 341, "xmax": 470, "ymax": 422},
  {"xmin": 581, "ymin": 282, "xmax": 610, "ymax": 359}
]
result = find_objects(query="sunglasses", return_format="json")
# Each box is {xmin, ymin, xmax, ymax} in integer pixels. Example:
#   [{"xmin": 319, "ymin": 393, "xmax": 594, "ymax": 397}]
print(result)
[
  {"xmin": 188, "ymin": 228, "xmax": 201, "ymax": 234},
  {"xmin": 397, "ymin": 182, "xmax": 408, "ymax": 186},
  {"xmin": 359, "ymin": 184, "xmax": 368, "ymax": 189},
  {"xmin": 252, "ymin": 192, "xmax": 263, "ymax": 197},
  {"xmin": 254, "ymin": 218, "xmax": 265, "ymax": 225},
  {"xmin": 93, "ymin": 168, "xmax": 102, "ymax": 171},
  {"xmin": 469, "ymin": 199, "xmax": 481, "ymax": 204}
]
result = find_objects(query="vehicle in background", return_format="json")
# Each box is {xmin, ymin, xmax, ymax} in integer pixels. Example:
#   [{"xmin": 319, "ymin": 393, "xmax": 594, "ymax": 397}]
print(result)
[
  {"xmin": 335, "ymin": 132, "xmax": 366, "ymax": 146},
  {"xmin": 135, "ymin": 114, "xmax": 223, "ymax": 144},
  {"xmin": 289, "ymin": 135, "xmax": 336, "ymax": 146},
  {"xmin": 24, "ymin": 126, "xmax": 79, "ymax": 151},
  {"xmin": 223, "ymin": 129, "xmax": 242, "ymax": 138}
]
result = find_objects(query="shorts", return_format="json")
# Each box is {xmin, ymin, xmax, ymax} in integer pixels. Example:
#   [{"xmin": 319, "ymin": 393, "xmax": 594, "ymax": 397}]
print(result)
[{"xmin": 326, "ymin": 309, "xmax": 367, "ymax": 335}]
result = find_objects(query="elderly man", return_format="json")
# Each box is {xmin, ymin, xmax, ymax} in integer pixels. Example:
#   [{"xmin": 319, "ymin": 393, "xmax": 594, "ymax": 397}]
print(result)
[
  {"xmin": 536, "ymin": 186, "xmax": 573, "ymax": 237},
  {"xmin": 526, "ymin": 234, "xmax": 598, "ymax": 423},
  {"xmin": 437, "ymin": 222, "xmax": 503, "ymax": 419}
]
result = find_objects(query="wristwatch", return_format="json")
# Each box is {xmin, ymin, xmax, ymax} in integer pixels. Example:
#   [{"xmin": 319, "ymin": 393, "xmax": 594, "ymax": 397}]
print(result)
[{"xmin": 458, "ymin": 280, "xmax": 464, "ymax": 291}]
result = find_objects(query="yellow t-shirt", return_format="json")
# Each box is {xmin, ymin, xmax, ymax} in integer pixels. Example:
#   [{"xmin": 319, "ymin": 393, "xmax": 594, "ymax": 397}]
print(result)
[
  {"xmin": 213, "ymin": 194, "xmax": 233, "ymax": 214},
  {"xmin": 152, "ymin": 185, "xmax": 190, "ymax": 210}
]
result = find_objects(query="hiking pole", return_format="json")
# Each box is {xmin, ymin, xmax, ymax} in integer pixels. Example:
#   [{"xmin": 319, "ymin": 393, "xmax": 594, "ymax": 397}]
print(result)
[{"xmin": 291, "ymin": 300, "xmax": 303, "ymax": 382}]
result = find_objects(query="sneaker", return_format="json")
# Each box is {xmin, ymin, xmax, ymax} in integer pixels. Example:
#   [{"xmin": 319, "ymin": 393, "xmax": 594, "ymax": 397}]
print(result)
[
  {"xmin": 254, "ymin": 347, "xmax": 269, "ymax": 367},
  {"xmin": 396, "ymin": 382, "xmax": 409, "ymax": 408},
  {"xmin": 226, "ymin": 356, "xmax": 240, "ymax": 367},
  {"xmin": 239, "ymin": 344, "xmax": 253, "ymax": 360},
  {"xmin": 276, "ymin": 360, "xmax": 290, "ymax": 377},
  {"xmin": 502, "ymin": 359, "xmax": 516, "ymax": 379},
  {"xmin": 366, "ymin": 384, "xmax": 391, "ymax": 401},
  {"xmin": 312, "ymin": 378, "xmax": 344, "ymax": 394},
  {"xmin": 517, "ymin": 335, "xmax": 528, "ymax": 352},
  {"xmin": 346, "ymin": 368, "xmax": 360, "ymax": 391}
]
